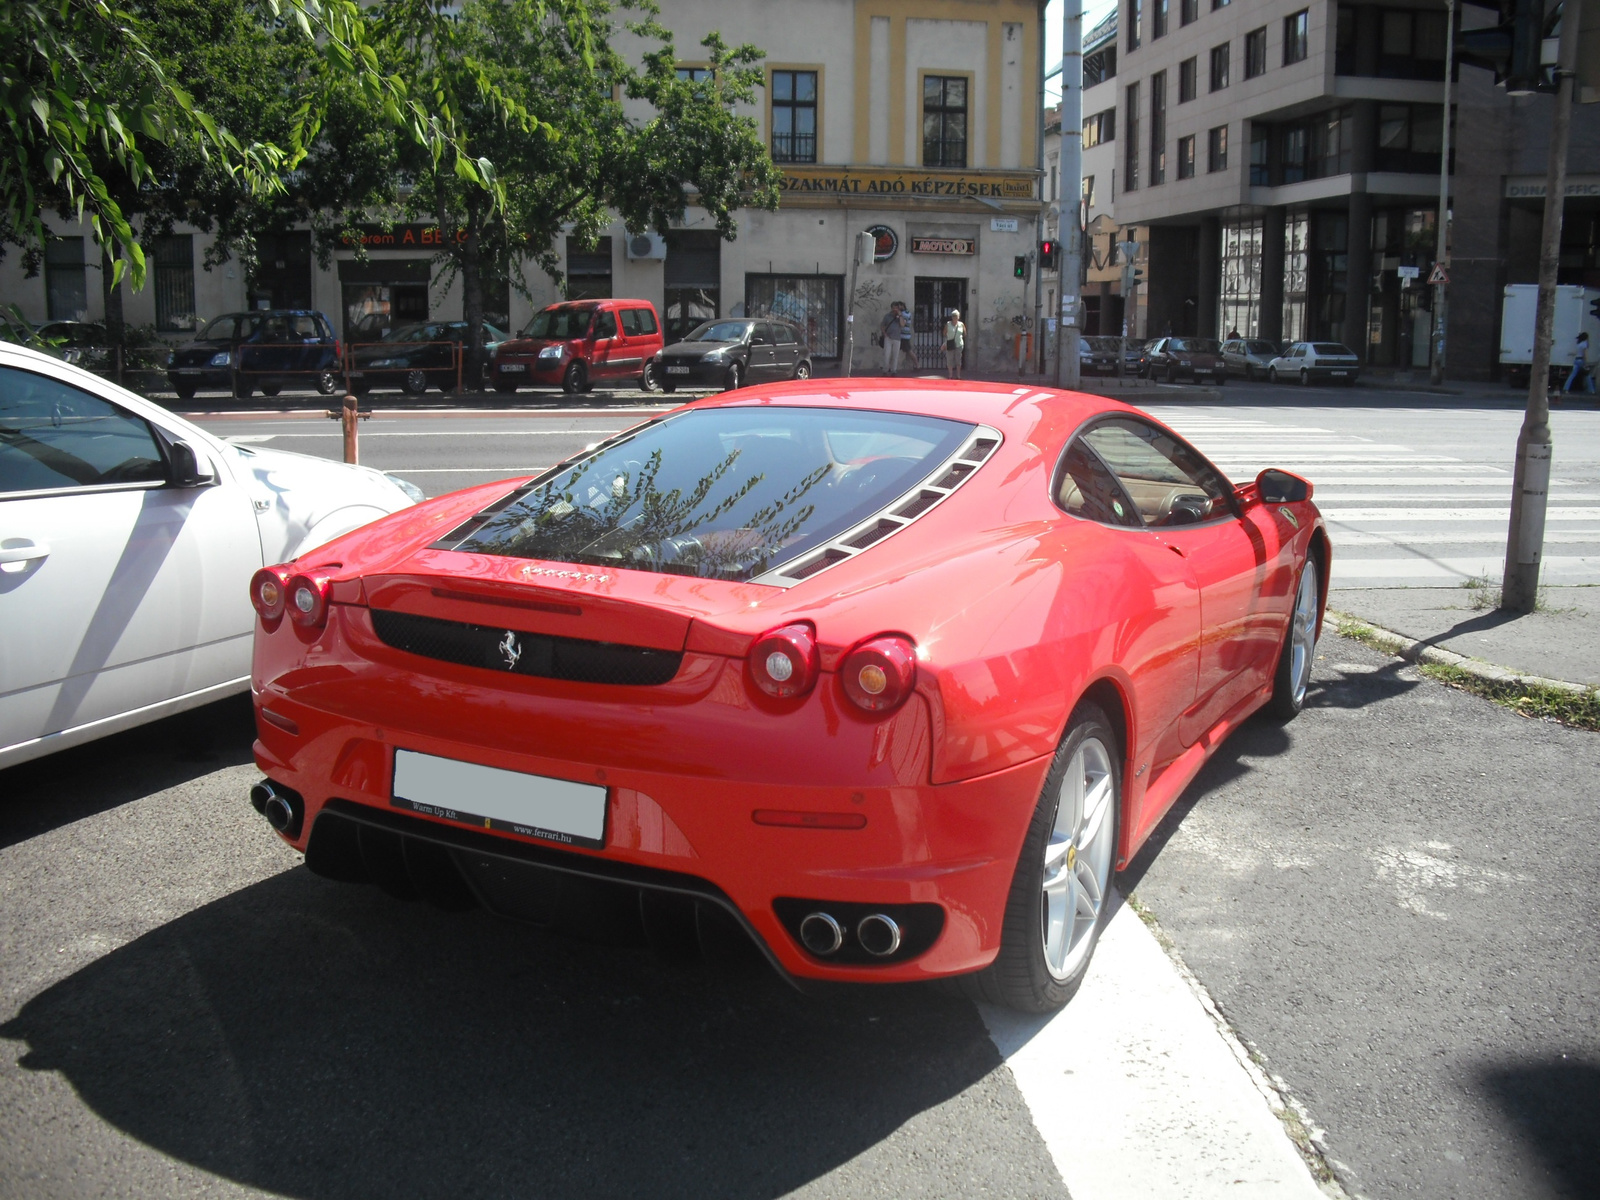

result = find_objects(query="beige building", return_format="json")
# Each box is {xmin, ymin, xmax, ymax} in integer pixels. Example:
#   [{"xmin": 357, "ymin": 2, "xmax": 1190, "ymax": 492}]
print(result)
[{"xmin": 7, "ymin": 0, "xmax": 1051, "ymax": 378}]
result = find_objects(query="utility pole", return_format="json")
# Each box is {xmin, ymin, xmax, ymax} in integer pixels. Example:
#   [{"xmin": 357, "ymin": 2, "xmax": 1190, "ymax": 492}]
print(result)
[
  {"xmin": 1118, "ymin": 238, "xmax": 1139, "ymax": 380},
  {"xmin": 1501, "ymin": 0, "xmax": 1582, "ymax": 611},
  {"xmin": 1429, "ymin": 0, "xmax": 1456, "ymax": 386},
  {"xmin": 1057, "ymin": 0, "xmax": 1084, "ymax": 388},
  {"xmin": 846, "ymin": 230, "xmax": 874, "ymax": 376}
]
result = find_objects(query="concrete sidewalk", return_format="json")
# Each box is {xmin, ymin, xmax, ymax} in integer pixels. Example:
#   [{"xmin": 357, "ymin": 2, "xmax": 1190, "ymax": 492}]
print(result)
[{"xmin": 1329, "ymin": 585, "xmax": 1600, "ymax": 690}]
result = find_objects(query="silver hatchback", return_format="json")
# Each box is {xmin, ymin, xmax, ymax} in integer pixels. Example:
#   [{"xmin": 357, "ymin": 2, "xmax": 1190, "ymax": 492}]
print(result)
[{"xmin": 1220, "ymin": 339, "xmax": 1280, "ymax": 381}]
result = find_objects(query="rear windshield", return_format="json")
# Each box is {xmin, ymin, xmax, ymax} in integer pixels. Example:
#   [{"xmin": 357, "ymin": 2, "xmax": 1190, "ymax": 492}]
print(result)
[
  {"xmin": 1312, "ymin": 343, "xmax": 1353, "ymax": 355},
  {"xmin": 436, "ymin": 407, "xmax": 976, "ymax": 582},
  {"xmin": 524, "ymin": 308, "xmax": 594, "ymax": 339},
  {"xmin": 1167, "ymin": 338, "xmax": 1221, "ymax": 353},
  {"xmin": 1083, "ymin": 337, "xmax": 1121, "ymax": 351}
]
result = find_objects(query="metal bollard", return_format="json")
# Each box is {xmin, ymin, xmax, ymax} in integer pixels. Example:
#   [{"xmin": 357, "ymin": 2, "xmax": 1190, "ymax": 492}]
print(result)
[{"xmin": 327, "ymin": 394, "xmax": 370, "ymax": 464}]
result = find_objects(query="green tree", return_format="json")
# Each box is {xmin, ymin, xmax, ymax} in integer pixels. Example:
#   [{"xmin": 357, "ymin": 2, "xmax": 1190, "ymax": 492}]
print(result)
[{"xmin": 376, "ymin": 0, "xmax": 780, "ymax": 386}]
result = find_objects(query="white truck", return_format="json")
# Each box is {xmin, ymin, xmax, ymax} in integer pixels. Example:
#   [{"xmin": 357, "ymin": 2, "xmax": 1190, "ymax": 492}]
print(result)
[{"xmin": 1499, "ymin": 284, "xmax": 1600, "ymax": 387}]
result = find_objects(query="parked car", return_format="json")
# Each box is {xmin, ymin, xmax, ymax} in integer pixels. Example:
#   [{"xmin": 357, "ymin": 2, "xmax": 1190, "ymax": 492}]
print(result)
[
  {"xmin": 1123, "ymin": 337, "xmax": 1150, "ymax": 376},
  {"xmin": 491, "ymin": 299, "xmax": 664, "ymax": 394},
  {"xmin": 1077, "ymin": 336, "xmax": 1122, "ymax": 376},
  {"xmin": 653, "ymin": 318, "xmax": 812, "ymax": 392},
  {"xmin": 1220, "ymin": 338, "xmax": 1280, "ymax": 381},
  {"xmin": 0, "ymin": 342, "xmax": 421, "ymax": 770},
  {"xmin": 1266, "ymin": 342, "xmax": 1362, "ymax": 386},
  {"xmin": 349, "ymin": 320, "xmax": 508, "ymax": 395},
  {"xmin": 35, "ymin": 321, "xmax": 111, "ymax": 373},
  {"xmin": 244, "ymin": 380, "xmax": 1326, "ymax": 1013},
  {"xmin": 166, "ymin": 310, "xmax": 342, "ymax": 400},
  {"xmin": 1144, "ymin": 337, "xmax": 1226, "ymax": 384}
]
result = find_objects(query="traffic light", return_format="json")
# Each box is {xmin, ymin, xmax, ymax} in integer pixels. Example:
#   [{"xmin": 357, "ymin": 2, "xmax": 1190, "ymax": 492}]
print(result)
[
  {"xmin": 1039, "ymin": 240, "xmax": 1059, "ymax": 270},
  {"xmin": 1014, "ymin": 255, "xmax": 1030, "ymax": 281},
  {"xmin": 1458, "ymin": 0, "xmax": 1557, "ymax": 95}
]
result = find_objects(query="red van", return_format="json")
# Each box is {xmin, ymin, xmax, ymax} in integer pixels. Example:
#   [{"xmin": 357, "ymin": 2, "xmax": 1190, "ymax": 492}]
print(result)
[{"xmin": 491, "ymin": 299, "xmax": 665, "ymax": 394}]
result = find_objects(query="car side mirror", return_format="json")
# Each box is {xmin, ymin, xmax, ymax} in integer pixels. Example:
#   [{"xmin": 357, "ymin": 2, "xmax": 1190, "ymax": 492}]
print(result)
[
  {"xmin": 169, "ymin": 440, "xmax": 216, "ymax": 487},
  {"xmin": 1256, "ymin": 468, "xmax": 1311, "ymax": 504}
]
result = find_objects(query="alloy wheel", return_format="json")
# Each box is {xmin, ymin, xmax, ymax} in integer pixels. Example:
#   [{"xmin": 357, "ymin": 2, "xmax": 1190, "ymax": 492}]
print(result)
[
  {"xmin": 1040, "ymin": 736, "xmax": 1115, "ymax": 981},
  {"xmin": 403, "ymin": 369, "xmax": 428, "ymax": 395},
  {"xmin": 1289, "ymin": 559, "xmax": 1319, "ymax": 707}
]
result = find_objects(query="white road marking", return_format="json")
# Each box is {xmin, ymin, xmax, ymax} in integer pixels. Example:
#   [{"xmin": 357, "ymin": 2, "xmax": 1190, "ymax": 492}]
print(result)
[
  {"xmin": 1322, "ymin": 507, "xmax": 1600, "ymax": 521},
  {"xmin": 984, "ymin": 900, "xmax": 1327, "ymax": 1200},
  {"xmin": 381, "ymin": 467, "xmax": 550, "ymax": 474},
  {"xmin": 238, "ymin": 428, "xmax": 630, "ymax": 438},
  {"xmin": 221, "ymin": 435, "xmax": 278, "ymax": 443}
]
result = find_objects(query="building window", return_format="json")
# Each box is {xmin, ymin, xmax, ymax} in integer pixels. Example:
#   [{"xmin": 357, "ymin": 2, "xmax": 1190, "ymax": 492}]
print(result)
[
  {"xmin": 922, "ymin": 75, "xmax": 968, "ymax": 169},
  {"xmin": 1220, "ymin": 217, "xmax": 1262, "ymax": 338},
  {"xmin": 1358, "ymin": 8, "xmax": 1450, "ymax": 80},
  {"xmin": 1244, "ymin": 27, "xmax": 1268, "ymax": 78},
  {"xmin": 1177, "ymin": 135, "xmax": 1196, "ymax": 179},
  {"xmin": 1179, "ymin": 57, "xmax": 1197, "ymax": 102},
  {"xmin": 1128, "ymin": 0, "xmax": 1142, "ymax": 49},
  {"xmin": 1283, "ymin": 10, "xmax": 1308, "ymax": 65},
  {"xmin": 676, "ymin": 66, "xmax": 714, "ymax": 82},
  {"xmin": 1085, "ymin": 45, "xmax": 1119, "ymax": 87},
  {"xmin": 152, "ymin": 234, "xmax": 196, "ymax": 332},
  {"xmin": 771, "ymin": 70, "xmax": 818, "ymax": 163},
  {"xmin": 1085, "ymin": 175, "xmax": 1097, "ymax": 208},
  {"xmin": 745, "ymin": 274, "xmax": 843, "ymax": 359},
  {"xmin": 1084, "ymin": 108, "xmax": 1117, "ymax": 148},
  {"xmin": 44, "ymin": 236, "xmax": 87, "ymax": 321},
  {"xmin": 1153, "ymin": 0, "xmax": 1168, "ymax": 38},
  {"xmin": 1249, "ymin": 123, "xmax": 1269, "ymax": 185},
  {"xmin": 1335, "ymin": 5, "xmax": 1357, "ymax": 74},
  {"xmin": 1210, "ymin": 43, "xmax": 1230, "ymax": 90},
  {"xmin": 1181, "ymin": 0, "xmax": 1198, "ymax": 25},
  {"xmin": 565, "ymin": 235, "xmax": 613, "ymax": 299},
  {"xmin": 664, "ymin": 230, "xmax": 721, "ymax": 343},
  {"xmin": 1376, "ymin": 103, "xmax": 1445, "ymax": 173},
  {"xmin": 1208, "ymin": 124, "xmax": 1229, "ymax": 171},
  {"xmin": 1150, "ymin": 70, "xmax": 1166, "ymax": 184},
  {"xmin": 1212, "ymin": 0, "xmax": 1229, "ymax": 9},
  {"xmin": 1125, "ymin": 82, "xmax": 1141, "ymax": 189}
]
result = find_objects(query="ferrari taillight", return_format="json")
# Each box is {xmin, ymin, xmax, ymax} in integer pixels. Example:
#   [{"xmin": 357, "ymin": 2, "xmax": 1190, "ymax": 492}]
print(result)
[
  {"xmin": 840, "ymin": 635, "xmax": 918, "ymax": 713},
  {"xmin": 285, "ymin": 571, "xmax": 333, "ymax": 629},
  {"xmin": 749, "ymin": 623, "xmax": 819, "ymax": 699},
  {"xmin": 250, "ymin": 565, "xmax": 292, "ymax": 625}
]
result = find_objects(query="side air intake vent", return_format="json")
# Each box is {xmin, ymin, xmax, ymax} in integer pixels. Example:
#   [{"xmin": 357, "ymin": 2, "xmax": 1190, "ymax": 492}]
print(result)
[{"xmin": 756, "ymin": 425, "xmax": 1003, "ymax": 588}]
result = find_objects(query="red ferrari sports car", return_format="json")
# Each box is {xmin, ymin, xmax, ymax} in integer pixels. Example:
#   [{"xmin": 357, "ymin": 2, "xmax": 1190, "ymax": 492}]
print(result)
[{"xmin": 248, "ymin": 381, "xmax": 1326, "ymax": 1011}]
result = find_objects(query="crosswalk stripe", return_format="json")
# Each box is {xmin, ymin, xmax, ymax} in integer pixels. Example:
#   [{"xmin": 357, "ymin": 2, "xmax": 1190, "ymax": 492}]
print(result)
[{"xmin": 1322, "ymin": 507, "xmax": 1600, "ymax": 521}]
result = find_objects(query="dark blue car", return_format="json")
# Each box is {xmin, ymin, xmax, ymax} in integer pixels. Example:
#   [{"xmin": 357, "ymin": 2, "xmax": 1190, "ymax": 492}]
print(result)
[{"xmin": 167, "ymin": 310, "xmax": 341, "ymax": 400}]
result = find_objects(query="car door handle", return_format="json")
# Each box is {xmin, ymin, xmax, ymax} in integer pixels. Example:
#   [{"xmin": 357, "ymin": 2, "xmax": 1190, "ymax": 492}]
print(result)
[
  {"xmin": 1162, "ymin": 541, "xmax": 1187, "ymax": 558},
  {"xmin": 0, "ymin": 538, "xmax": 50, "ymax": 569}
]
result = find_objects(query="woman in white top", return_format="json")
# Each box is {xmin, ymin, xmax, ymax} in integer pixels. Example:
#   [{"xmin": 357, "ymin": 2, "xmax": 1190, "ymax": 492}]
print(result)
[{"xmin": 943, "ymin": 309, "xmax": 966, "ymax": 379}]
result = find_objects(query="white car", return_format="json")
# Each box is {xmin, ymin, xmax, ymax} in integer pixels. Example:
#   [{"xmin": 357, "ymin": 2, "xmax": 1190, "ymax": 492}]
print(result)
[
  {"xmin": 1266, "ymin": 342, "xmax": 1362, "ymax": 386},
  {"xmin": 1, "ymin": 343, "xmax": 421, "ymax": 769}
]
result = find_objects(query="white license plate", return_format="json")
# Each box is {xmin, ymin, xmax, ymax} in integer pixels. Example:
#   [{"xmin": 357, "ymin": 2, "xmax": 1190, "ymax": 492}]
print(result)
[
  {"xmin": 666, "ymin": 365, "xmax": 692, "ymax": 375},
  {"xmin": 392, "ymin": 749, "xmax": 607, "ymax": 848},
  {"xmin": 1330, "ymin": 370, "xmax": 1348, "ymax": 376},
  {"xmin": 176, "ymin": 368, "xmax": 203, "ymax": 374},
  {"xmin": 499, "ymin": 363, "xmax": 526, "ymax": 373}
]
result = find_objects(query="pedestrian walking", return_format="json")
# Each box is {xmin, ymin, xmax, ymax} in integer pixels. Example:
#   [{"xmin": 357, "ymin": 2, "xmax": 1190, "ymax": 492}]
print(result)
[
  {"xmin": 898, "ymin": 301, "xmax": 917, "ymax": 373},
  {"xmin": 943, "ymin": 309, "xmax": 966, "ymax": 380},
  {"xmin": 879, "ymin": 303, "xmax": 905, "ymax": 374},
  {"xmin": 1227, "ymin": 327, "xmax": 1242, "ymax": 340},
  {"xmin": 1565, "ymin": 330, "xmax": 1596, "ymax": 395}
]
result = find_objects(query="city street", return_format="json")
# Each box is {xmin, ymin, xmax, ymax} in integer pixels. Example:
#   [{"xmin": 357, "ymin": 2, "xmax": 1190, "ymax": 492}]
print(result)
[{"xmin": 2, "ymin": 383, "xmax": 1597, "ymax": 1199}]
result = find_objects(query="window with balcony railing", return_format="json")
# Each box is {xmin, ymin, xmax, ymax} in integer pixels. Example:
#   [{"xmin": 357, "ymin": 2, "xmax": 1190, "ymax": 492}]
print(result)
[{"xmin": 772, "ymin": 69, "xmax": 818, "ymax": 163}]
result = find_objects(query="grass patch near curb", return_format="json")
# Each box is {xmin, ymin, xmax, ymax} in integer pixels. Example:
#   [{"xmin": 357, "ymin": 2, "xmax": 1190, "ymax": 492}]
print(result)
[{"xmin": 1416, "ymin": 662, "xmax": 1600, "ymax": 732}]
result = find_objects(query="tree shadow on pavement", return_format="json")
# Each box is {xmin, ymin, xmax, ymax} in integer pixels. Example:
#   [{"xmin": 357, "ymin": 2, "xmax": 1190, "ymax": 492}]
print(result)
[
  {"xmin": 0, "ymin": 695, "xmax": 255, "ymax": 851},
  {"xmin": 0, "ymin": 867, "xmax": 1054, "ymax": 1200},
  {"xmin": 1478, "ymin": 1057, "xmax": 1600, "ymax": 1199},
  {"xmin": 1118, "ymin": 653, "xmax": 1421, "ymax": 891}
]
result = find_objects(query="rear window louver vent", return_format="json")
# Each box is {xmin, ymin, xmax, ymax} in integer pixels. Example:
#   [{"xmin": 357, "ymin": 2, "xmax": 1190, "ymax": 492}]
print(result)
[{"xmin": 757, "ymin": 425, "xmax": 1002, "ymax": 588}]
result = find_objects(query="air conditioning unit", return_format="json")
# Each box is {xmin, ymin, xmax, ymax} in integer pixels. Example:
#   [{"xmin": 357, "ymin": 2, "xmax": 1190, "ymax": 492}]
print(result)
[{"xmin": 626, "ymin": 232, "xmax": 667, "ymax": 260}]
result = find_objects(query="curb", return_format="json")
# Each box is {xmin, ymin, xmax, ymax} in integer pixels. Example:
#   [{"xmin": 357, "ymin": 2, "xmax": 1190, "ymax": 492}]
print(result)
[{"xmin": 1325, "ymin": 609, "xmax": 1598, "ymax": 698}]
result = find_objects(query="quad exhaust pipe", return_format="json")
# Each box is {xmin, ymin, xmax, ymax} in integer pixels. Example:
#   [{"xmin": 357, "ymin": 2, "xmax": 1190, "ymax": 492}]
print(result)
[
  {"xmin": 797, "ymin": 910, "xmax": 902, "ymax": 957},
  {"xmin": 251, "ymin": 779, "xmax": 304, "ymax": 838}
]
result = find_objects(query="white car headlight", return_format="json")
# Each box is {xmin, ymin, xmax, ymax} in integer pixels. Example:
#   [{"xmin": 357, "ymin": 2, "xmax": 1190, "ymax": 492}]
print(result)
[
  {"xmin": 537, "ymin": 345, "xmax": 564, "ymax": 360},
  {"xmin": 209, "ymin": 351, "xmax": 231, "ymax": 366},
  {"xmin": 385, "ymin": 473, "xmax": 426, "ymax": 503}
]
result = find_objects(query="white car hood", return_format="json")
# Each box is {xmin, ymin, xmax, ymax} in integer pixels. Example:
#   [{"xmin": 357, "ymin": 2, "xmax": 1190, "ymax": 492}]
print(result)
[{"xmin": 225, "ymin": 442, "xmax": 415, "ymax": 563}]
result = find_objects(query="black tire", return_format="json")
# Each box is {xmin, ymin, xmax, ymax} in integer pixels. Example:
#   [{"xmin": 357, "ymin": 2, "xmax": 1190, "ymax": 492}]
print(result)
[
  {"xmin": 494, "ymin": 381, "xmax": 519, "ymax": 394},
  {"xmin": 724, "ymin": 362, "xmax": 743, "ymax": 392},
  {"xmin": 173, "ymin": 383, "xmax": 196, "ymax": 401},
  {"xmin": 233, "ymin": 376, "xmax": 252, "ymax": 399},
  {"xmin": 1264, "ymin": 552, "xmax": 1322, "ymax": 721},
  {"xmin": 562, "ymin": 361, "xmax": 586, "ymax": 394},
  {"xmin": 316, "ymin": 370, "xmax": 340, "ymax": 396},
  {"xmin": 960, "ymin": 702, "xmax": 1121, "ymax": 1013},
  {"xmin": 641, "ymin": 359, "xmax": 662, "ymax": 392},
  {"xmin": 793, "ymin": 359, "xmax": 812, "ymax": 380},
  {"xmin": 661, "ymin": 380, "xmax": 678, "ymax": 393},
  {"xmin": 402, "ymin": 369, "xmax": 429, "ymax": 396},
  {"xmin": 260, "ymin": 383, "xmax": 282, "ymax": 397},
  {"xmin": 1268, "ymin": 366, "xmax": 1279, "ymax": 384},
  {"xmin": 1299, "ymin": 368, "xmax": 1311, "ymax": 387}
]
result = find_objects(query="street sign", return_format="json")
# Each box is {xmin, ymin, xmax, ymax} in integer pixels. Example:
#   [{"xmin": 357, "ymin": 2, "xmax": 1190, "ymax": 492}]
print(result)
[{"xmin": 1428, "ymin": 263, "xmax": 1450, "ymax": 285}]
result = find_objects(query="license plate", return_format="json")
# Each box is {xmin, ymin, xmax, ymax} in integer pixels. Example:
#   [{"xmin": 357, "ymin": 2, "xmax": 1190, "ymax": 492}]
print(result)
[
  {"xmin": 1331, "ymin": 370, "xmax": 1348, "ymax": 376},
  {"xmin": 177, "ymin": 368, "xmax": 202, "ymax": 375},
  {"xmin": 392, "ymin": 748, "xmax": 607, "ymax": 848},
  {"xmin": 499, "ymin": 363, "xmax": 526, "ymax": 373},
  {"xmin": 666, "ymin": 365, "xmax": 691, "ymax": 375}
]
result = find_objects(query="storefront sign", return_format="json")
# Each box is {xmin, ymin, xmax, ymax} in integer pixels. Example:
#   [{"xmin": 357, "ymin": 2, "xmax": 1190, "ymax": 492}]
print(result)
[
  {"xmin": 338, "ymin": 224, "xmax": 470, "ymax": 248},
  {"xmin": 1503, "ymin": 174, "xmax": 1600, "ymax": 199},
  {"xmin": 866, "ymin": 224, "xmax": 899, "ymax": 261},
  {"xmin": 911, "ymin": 237, "xmax": 976, "ymax": 255},
  {"xmin": 779, "ymin": 165, "xmax": 1037, "ymax": 202}
]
